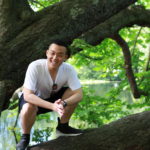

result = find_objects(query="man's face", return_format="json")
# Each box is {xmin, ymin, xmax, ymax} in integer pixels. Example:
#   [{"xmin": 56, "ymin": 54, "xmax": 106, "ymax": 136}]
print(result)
[{"xmin": 46, "ymin": 43, "xmax": 67, "ymax": 69}]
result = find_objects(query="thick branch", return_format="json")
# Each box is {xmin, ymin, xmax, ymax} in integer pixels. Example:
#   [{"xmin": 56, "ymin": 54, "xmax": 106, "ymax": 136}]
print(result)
[
  {"xmin": 28, "ymin": 111, "xmax": 150, "ymax": 150},
  {"xmin": 112, "ymin": 34, "xmax": 140, "ymax": 98},
  {"xmin": 0, "ymin": 0, "xmax": 137, "ymax": 82},
  {"xmin": 0, "ymin": 0, "xmax": 34, "ymax": 43},
  {"xmin": 80, "ymin": 6, "xmax": 150, "ymax": 45}
]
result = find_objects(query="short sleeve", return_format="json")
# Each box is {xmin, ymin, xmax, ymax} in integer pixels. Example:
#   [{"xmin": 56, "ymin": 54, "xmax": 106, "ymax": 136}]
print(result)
[
  {"xmin": 23, "ymin": 62, "xmax": 38, "ymax": 92},
  {"xmin": 67, "ymin": 67, "xmax": 81, "ymax": 91}
]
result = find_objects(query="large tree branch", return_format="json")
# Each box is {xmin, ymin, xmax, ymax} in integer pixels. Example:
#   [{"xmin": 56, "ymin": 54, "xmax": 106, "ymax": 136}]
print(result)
[
  {"xmin": 0, "ymin": 0, "xmax": 142, "ymax": 112},
  {"xmin": 111, "ymin": 33, "xmax": 140, "ymax": 98},
  {"xmin": 0, "ymin": 0, "xmax": 137, "ymax": 82},
  {"xmin": 79, "ymin": 6, "xmax": 150, "ymax": 45},
  {"xmin": 28, "ymin": 111, "xmax": 150, "ymax": 150},
  {"xmin": 74, "ymin": 6, "xmax": 150, "ymax": 98},
  {"xmin": 0, "ymin": 0, "xmax": 34, "ymax": 43}
]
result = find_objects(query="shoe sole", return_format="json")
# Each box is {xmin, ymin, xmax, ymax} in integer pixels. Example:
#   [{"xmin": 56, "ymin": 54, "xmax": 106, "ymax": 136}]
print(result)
[{"xmin": 56, "ymin": 129, "xmax": 82, "ymax": 137}]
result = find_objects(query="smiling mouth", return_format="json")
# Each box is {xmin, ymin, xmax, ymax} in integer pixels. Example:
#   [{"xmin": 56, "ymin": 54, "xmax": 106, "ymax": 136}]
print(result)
[{"xmin": 51, "ymin": 61, "xmax": 58, "ymax": 65}]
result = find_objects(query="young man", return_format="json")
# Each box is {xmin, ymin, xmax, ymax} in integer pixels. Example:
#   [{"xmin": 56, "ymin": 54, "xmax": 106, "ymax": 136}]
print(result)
[{"xmin": 16, "ymin": 41, "xmax": 83, "ymax": 150}]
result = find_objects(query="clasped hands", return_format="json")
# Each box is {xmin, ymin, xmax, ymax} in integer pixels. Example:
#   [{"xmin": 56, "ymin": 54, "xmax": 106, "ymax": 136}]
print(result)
[{"xmin": 53, "ymin": 99, "xmax": 66, "ymax": 117}]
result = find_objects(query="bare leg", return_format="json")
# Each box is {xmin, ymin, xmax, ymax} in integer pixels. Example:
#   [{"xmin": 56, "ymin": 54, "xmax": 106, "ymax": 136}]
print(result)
[
  {"xmin": 56, "ymin": 88, "xmax": 83, "ymax": 136},
  {"xmin": 20, "ymin": 103, "xmax": 38, "ymax": 134},
  {"xmin": 16, "ymin": 103, "xmax": 38, "ymax": 149},
  {"xmin": 60, "ymin": 88, "xmax": 78, "ymax": 123}
]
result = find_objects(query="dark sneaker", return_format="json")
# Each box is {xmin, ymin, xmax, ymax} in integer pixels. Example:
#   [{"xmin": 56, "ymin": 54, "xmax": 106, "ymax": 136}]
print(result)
[
  {"xmin": 56, "ymin": 123, "xmax": 84, "ymax": 137},
  {"xmin": 16, "ymin": 134, "xmax": 30, "ymax": 150}
]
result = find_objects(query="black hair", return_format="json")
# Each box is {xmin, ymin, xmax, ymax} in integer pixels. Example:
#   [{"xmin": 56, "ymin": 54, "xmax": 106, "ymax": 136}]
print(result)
[{"xmin": 49, "ymin": 40, "xmax": 71, "ymax": 58}]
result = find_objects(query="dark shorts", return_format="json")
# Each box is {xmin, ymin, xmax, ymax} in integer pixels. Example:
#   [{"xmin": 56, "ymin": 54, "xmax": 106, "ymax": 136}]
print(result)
[{"xmin": 19, "ymin": 87, "xmax": 68, "ymax": 115}]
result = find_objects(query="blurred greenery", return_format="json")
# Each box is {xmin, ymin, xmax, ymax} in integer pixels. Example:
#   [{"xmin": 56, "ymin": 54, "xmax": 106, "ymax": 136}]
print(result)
[{"xmin": 32, "ymin": 127, "xmax": 53, "ymax": 143}]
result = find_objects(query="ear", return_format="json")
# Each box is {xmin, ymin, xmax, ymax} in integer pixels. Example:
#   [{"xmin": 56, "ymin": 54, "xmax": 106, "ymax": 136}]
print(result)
[
  {"xmin": 64, "ymin": 54, "xmax": 68, "ymax": 62},
  {"xmin": 46, "ymin": 49, "xmax": 49, "ymax": 57}
]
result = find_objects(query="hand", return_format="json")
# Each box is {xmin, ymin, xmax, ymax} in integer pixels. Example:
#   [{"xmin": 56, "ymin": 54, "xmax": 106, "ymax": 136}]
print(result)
[{"xmin": 53, "ymin": 99, "xmax": 65, "ymax": 117}]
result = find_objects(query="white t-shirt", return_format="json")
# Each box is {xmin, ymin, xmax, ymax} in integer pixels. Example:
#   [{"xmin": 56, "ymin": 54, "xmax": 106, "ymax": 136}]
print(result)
[{"xmin": 23, "ymin": 59, "xmax": 81, "ymax": 99}]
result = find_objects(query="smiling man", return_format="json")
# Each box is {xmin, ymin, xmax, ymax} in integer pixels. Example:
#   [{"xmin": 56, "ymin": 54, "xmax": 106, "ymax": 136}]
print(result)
[{"xmin": 16, "ymin": 40, "xmax": 83, "ymax": 150}]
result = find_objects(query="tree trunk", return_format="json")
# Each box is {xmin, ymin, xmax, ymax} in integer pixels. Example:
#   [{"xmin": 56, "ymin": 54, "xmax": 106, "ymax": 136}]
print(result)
[
  {"xmin": 0, "ymin": 0, "xmax": 139, "ymax": 113},
  {"xmin": 28, "ymin": 111, "xmax": 150, "ymax": 150}
]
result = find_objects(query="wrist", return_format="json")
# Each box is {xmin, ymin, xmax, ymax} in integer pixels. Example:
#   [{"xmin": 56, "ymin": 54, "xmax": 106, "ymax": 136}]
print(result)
[
  {"xmin": 62, "ymin": 100, "xmax": 67, "ymax": 108},
  {"xmin": 50, "ymin": 103, "xmax": 55, "ymax": 111}
]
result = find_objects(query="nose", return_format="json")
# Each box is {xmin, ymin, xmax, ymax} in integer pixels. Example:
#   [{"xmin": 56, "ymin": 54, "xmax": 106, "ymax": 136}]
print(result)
[{"xmin": 53, "ymin": 54, "xmax": 58, "ymax": 60}]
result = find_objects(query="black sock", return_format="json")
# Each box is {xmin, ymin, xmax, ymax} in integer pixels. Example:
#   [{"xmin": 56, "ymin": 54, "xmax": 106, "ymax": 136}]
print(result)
[
  {"xmin": 57, "ymin": 118, "xmax": 68, "ymax": 127},
  {"xmin": 21, "ymin": 134, "xmax": 30, "ymax": 142},
  {"xmin": 17, "ymin": 134, "xmax": 30, "ymax": 147}
]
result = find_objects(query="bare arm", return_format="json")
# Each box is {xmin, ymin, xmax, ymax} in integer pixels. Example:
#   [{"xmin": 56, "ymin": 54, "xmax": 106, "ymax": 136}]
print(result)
[
  {"xmin": 23, "ymin": 87, "xmax": 64, "ymax": 116},
  {"xmin": 62, "ymin": 88, "xmax": 83, "ymax": 105}
]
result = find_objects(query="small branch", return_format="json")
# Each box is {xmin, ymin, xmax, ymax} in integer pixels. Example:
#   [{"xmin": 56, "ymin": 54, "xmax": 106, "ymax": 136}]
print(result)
[
  {"xmin": 79, "ymin": 53, "xmax": 103, "ymax": 61},
  {"xmin": 145, "ymin": 45, "xmax": 150, "ymax": 71},
  {"xmin": 138, "ymin": 44, "xmax": 150, "ymax": 87},
  {"xmin": 131, "ymin": 27, "xmax": 143, "ymax": 56},
  {"xmin": 111, "ymin": 33, "xmax": 140, "ymax": 98}
]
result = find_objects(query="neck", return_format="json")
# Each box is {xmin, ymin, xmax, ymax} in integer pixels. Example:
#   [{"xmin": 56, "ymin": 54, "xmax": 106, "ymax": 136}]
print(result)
[
  {"xmin": 48, "ymin": 66, "xmax": 58, "ymax": 82},
  {"xmin": 49, "ymin": 67, "xmax": 58, "ymax": 72}
]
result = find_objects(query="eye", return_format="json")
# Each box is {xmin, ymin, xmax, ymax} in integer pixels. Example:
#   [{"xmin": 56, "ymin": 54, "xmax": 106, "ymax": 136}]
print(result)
[
  {"xmin": 49, "ymin": 51, "xmax": 55, "ymax": 55},
  {"xmin": 58, "ymin": 54, "xmax": 63, "ymax": 57}
]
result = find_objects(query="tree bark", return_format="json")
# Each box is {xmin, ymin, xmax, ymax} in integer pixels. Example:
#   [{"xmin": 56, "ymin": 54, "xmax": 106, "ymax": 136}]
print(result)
[
  {"xmin": 0, "ymin": 80, "xmax": 17, "ymax": 112},
  {"xmin": 79, "ymin": 6, "xmax": 150, "ymax": 46},
  {"xmin": 0, "ymin": 0, "xmax": 137, "ymax": 81},
  {"xmin": 112, "ymin": 33, "xmax": 140, "ymax": 98},
  {"xmin": 0, "ymin": 0, "xmax": 139, "ymax": 113},
  {"xmin": 28, "ymin": 111, "xmax": 150, "ymax": 150}
]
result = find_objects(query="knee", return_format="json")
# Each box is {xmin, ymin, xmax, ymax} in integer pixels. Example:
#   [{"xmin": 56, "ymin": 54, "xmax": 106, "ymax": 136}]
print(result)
[
  {"xmin": 66, "ymin": 103, "xmax": 78, "ymax": 111},
  {"xmin": 21, "ymin": 103, "xmax": 38, "ymax": 115}
]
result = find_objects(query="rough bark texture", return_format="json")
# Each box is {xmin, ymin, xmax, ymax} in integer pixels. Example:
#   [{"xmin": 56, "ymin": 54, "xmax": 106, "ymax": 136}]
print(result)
[
  {"xmin": 0, "ymin": 80, "xmax": 16, "ymax": 112},
  {"xmin": 0, "ymin": 0, "xmax": 137, "ymax": 81},
  {"xmin": 0, "ymin": 0, "xmax": 140, "ymax": 113},
  {"xmin": 28, "ymin": 111, "xmax": 150, "ymax": 150},
  {"xmin": 0, "ymin": 0, "xmax": 150, "ymax": 114},
  {"xmin": 79, "ymin": 6, "xmax": 150, "ymax": 45}
]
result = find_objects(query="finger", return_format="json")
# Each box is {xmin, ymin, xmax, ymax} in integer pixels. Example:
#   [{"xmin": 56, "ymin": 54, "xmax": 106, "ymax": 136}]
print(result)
[
  {"xmin": 57, "ymin": 108, "xmax": 64, "ymax": 115},
  {"xmin": 55, "ymin": 99, "xmax": 61, "ymax": 104},
  {"xmin": 56, "ymin": 103, "xmax": 64, "ymax": 109},
  {"xmin": 57, "ymin": 110, "xmax": 64, "ymax": 117}
]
